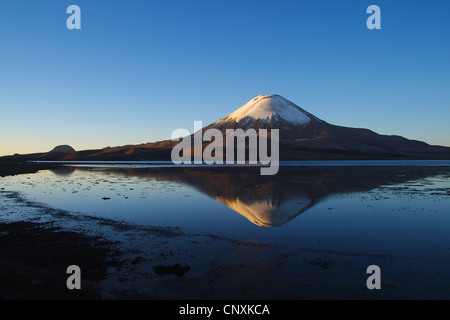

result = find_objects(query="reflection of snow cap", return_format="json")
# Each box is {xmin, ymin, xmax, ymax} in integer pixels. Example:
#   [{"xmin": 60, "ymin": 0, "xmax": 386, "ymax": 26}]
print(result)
[{"xmin": 215, "ymin": 195, "xmax": 312, "ymax": 227}]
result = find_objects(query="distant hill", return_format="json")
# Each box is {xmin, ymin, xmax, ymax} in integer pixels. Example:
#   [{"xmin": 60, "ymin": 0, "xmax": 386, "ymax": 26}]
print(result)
[{"xmin": 49, "ymin": 145, "xmax": 75, "ymax": 154}]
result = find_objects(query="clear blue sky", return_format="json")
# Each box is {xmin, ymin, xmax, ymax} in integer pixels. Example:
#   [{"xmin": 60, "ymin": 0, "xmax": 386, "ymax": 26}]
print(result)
[{"xmin": 1, "ymin": 0, "xmax": 449, "ymax": 155}]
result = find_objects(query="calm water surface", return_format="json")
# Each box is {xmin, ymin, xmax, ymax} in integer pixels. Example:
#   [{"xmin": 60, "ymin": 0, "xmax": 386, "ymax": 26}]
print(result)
[{"xmin": 1, "ymin": 163, "xmax": 450, "ymax": 260}]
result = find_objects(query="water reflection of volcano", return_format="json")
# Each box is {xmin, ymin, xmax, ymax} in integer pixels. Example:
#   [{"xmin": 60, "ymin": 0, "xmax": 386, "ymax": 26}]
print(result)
[
  {"xmin": 76, "ymin": 166, "xmax": 449, "ymax": 227},
  {"xmin": 215, "ymin": 194, "xmax": 314, "ymax": 227}
]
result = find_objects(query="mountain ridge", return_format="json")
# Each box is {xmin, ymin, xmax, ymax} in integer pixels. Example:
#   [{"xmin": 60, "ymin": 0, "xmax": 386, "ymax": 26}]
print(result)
[{"xmin": 3, "ymin": 95, "xmax": 450, "ymax": 161}]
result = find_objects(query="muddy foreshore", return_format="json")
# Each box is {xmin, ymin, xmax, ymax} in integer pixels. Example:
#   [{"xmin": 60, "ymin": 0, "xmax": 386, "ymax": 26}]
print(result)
[
  {"xmin": 1, "ymin": 162, "xmax": 449, "ymax": 300},
  {"xmin": 0, "ymin": 162, "xmax": 120, "ymax": 299}
]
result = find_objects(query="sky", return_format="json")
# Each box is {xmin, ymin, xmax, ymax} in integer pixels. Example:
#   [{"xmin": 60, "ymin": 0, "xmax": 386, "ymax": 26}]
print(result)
[{"xmin": 0, "ymin": 0, "xmax": 449, "ymax": 156}]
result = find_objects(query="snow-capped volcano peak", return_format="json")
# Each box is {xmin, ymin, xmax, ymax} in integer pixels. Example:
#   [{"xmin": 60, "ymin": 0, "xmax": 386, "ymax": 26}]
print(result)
[{"xmin": 220, "ymin": 94, "xmax": 313, "ymax": 126}]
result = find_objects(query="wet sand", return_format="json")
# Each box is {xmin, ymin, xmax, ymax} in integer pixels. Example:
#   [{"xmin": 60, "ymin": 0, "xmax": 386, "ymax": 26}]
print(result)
[{"xmin": 0, "ymin": 162, "xmax": 449, "ymax": 300}]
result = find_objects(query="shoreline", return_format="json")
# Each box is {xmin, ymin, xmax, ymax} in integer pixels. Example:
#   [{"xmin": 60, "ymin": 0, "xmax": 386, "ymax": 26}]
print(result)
[{"xmin": 0, "ymin": 161, "xmax": 60, "ymax": 177}]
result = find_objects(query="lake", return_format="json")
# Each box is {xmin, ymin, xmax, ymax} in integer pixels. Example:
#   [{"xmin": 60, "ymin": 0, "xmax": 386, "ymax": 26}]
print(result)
[{"xmin": 1, "ymin": 162, "xmax": 449, "ymax": 299}]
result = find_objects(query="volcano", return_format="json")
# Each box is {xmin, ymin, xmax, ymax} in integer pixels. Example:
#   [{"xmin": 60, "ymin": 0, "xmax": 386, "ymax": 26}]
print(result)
[
  {"xmin": 203, "ymin": 94, "xmax": 450, "ymax": 159},
  {"xmin": 4, "ymin": 94, "xmax": 450, "ymax": 161}
]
